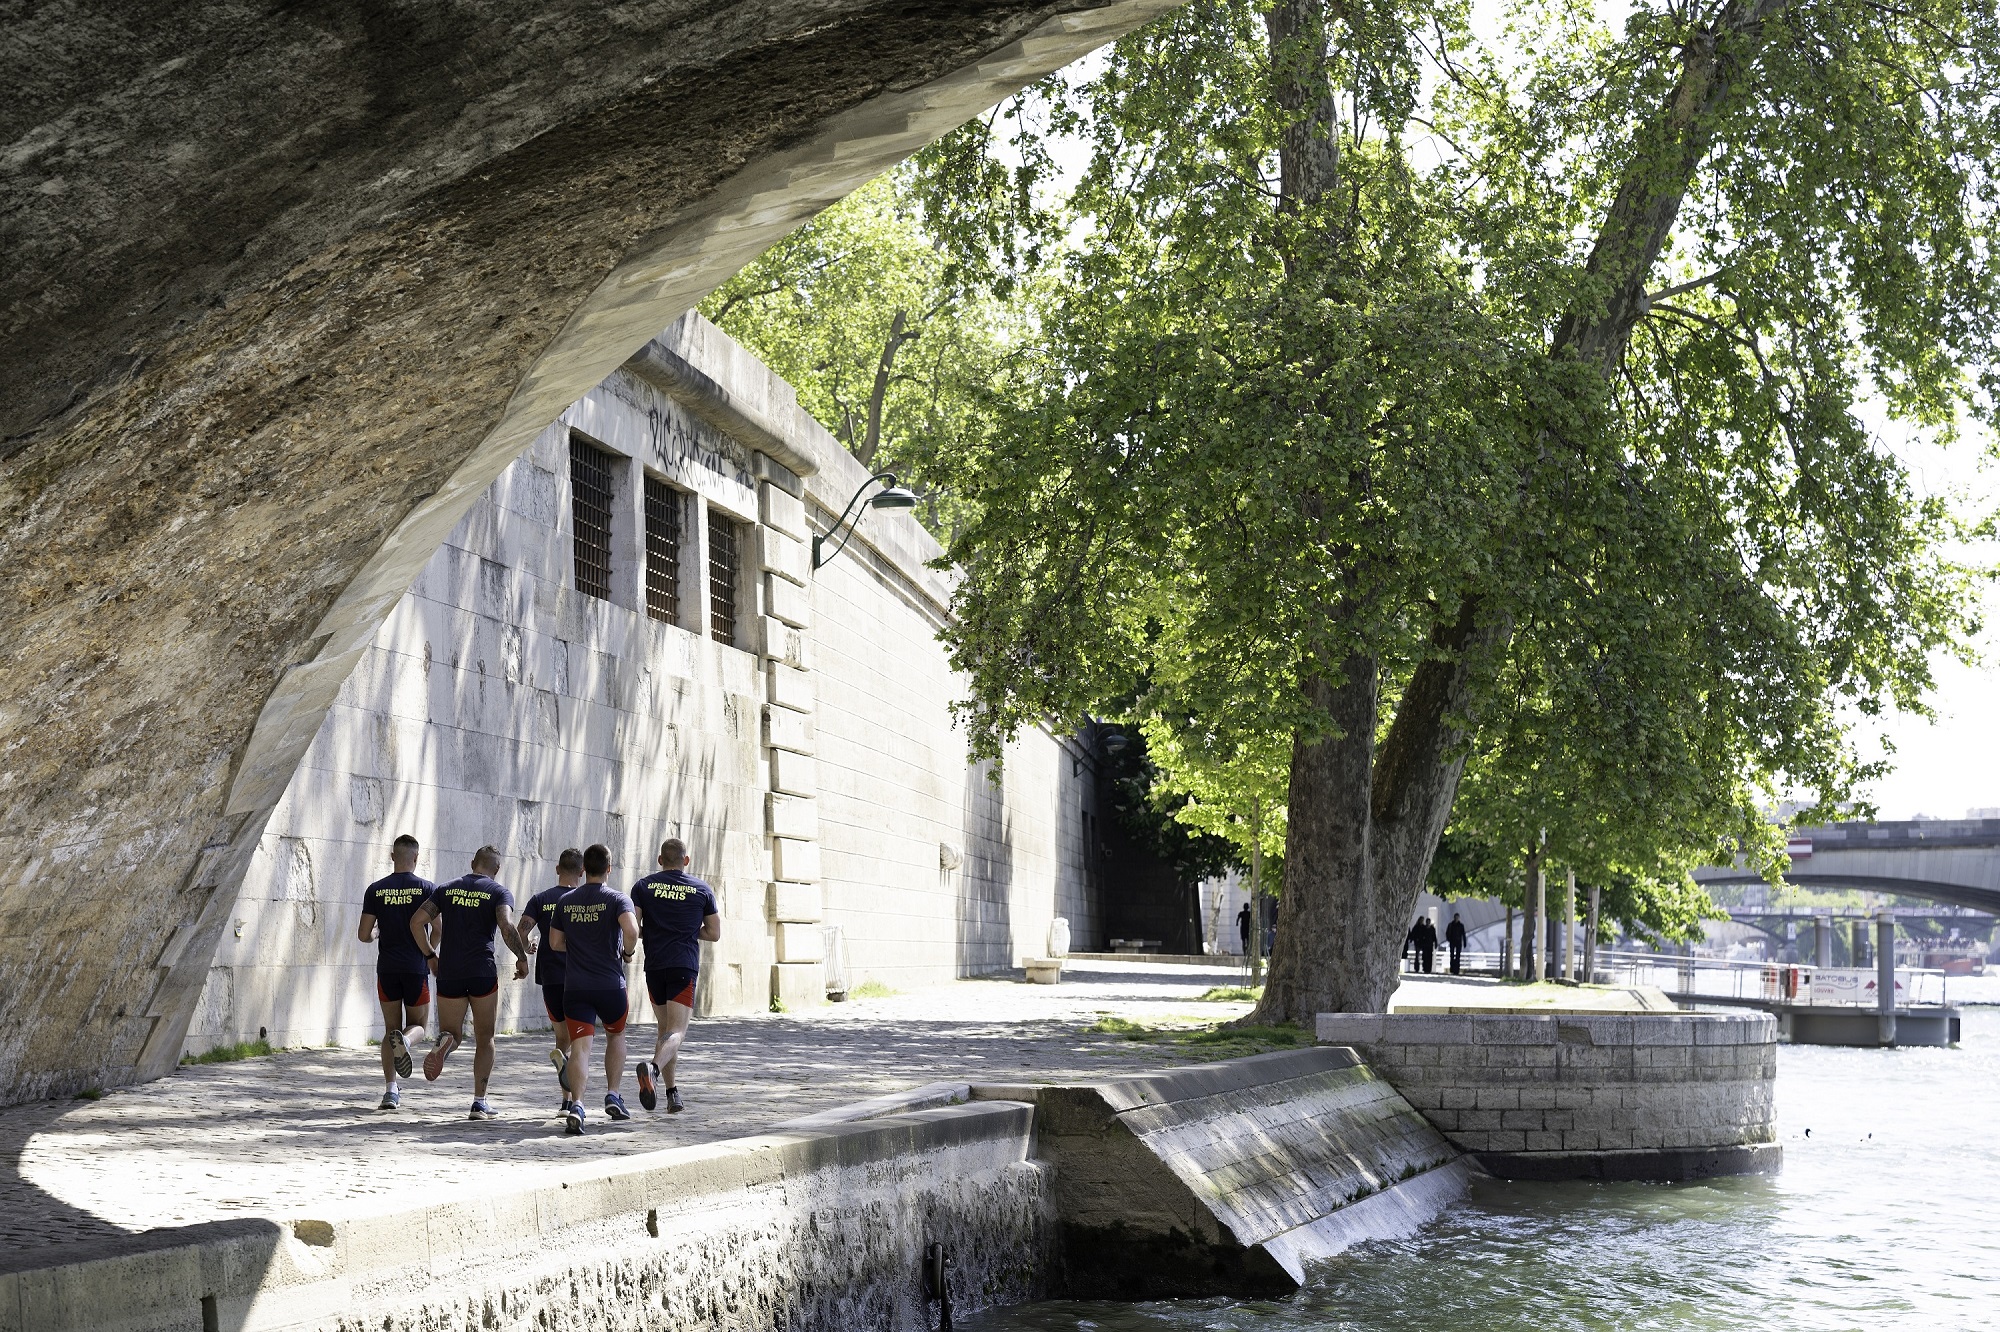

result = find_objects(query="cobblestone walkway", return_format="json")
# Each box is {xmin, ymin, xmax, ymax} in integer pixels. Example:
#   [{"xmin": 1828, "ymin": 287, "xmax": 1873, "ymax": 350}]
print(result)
[{"xmin": 1, "ymin": 961, "xmax": 1253, "ymax": 1255}]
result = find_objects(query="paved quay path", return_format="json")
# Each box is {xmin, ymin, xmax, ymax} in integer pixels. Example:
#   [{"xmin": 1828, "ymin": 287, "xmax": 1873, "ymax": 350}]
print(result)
[{"xmin": 1, "ymin": 959, "xmax": 1256, "ymax": 1257}]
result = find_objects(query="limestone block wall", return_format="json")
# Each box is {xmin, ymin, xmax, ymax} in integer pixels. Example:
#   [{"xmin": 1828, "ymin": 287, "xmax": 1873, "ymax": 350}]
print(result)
[
  {"xmin": 1316, "ymin": 1012, "xmax": 1781, "ymax": 1181},
  {"xmin": 187, "ymin": 316, "xmax": 1101, "ymax": 1052}
]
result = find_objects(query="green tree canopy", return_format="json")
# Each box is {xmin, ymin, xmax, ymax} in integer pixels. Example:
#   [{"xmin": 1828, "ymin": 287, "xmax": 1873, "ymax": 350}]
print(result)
[
  {"xmin": 920, "ymin": 0, "xmax": 1993, "ymax": 1017},
  {"xmin": 699, "ymin": 173, "xmax": 1009, "ymax": 533}
]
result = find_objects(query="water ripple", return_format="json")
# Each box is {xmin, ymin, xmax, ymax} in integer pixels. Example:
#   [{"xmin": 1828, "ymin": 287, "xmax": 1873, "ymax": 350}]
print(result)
[{"xmin": 969, "ymin": 1007, "xmax": 2000, "ymax": 1332}]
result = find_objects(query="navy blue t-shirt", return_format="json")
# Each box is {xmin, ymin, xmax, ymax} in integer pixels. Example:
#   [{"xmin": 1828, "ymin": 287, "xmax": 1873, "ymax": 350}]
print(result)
[
  {"xmin": 520, "ymin": 885, "xmax": 571, "ymax": 987},
  {"xmin": 362, "ymin": 872, "xmax": 434, "ymax": 976},
  {"xmin": 554, "ymin": 883, "xmax": 634, "ymax": 990},
  {"xmin": 434, "ymin": 873, "xmax": 515, "ymax": 980},
  {"xmin": 629, "ymin": 870, "xmax": 718, "ymax": 973}
]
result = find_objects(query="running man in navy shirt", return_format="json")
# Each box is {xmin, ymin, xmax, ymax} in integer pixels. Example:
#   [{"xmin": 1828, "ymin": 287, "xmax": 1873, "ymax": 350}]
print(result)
[
  {"xmin": 629, "ymin": 837, "xmax": 721, "ymax": 1114},
  {"xmin": 356, "ymin": 833, "xmax": 435, "ymax": 1110},
  {"xmin": 410, "ymin": 845, "xmax": 526, "ymax": 1119},
  {"xmin": 518, "ymin": 847, "xmax": 583, "ymax": 1104},
  {"xmin": 549, "ymin": 843, "xmax": 639, "ymax": 1136}
]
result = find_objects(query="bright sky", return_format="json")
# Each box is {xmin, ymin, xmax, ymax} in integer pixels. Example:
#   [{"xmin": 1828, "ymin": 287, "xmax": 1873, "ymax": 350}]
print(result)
[{"xmin": 1849, "ymin": 426, "xmax": 2000, "ymax": 820}]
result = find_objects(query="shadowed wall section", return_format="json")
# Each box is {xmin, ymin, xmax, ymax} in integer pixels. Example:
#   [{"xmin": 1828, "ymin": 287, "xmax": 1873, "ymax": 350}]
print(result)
[{"xmin": 0, "ymin": 0, "xmax": 1179, "ymax": 1104}]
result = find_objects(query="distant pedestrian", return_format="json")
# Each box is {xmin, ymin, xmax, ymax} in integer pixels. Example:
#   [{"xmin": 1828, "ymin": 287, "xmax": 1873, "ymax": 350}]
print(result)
[
  {"xmin": 518, "ymin": 847, "xmax": 584, "ymax": 1106},
  {"xmin": 550, "ymin": 843, "xmax": 640, "ymax": 1136},
  {"xmin": 357, "ymin": 833, "xmax": 434, "ymax": 1110},
  {"xmin": 411, "ymin": 845, "xmax": 527, "ymax": 1120},
  {"xmin": 1237, "ymin": 902, "xmax": 1252, "ymax": 957},
  {"xmin": 629, "ymin": 837, "xmax": 722, "ymax": 1114},
  {"xmin": 1409, "ymin": 916, "xmax": 1438, "ymax": 973},
  {"xmin": 1445, "ymin": 912, "xmax": 1468, "ymax": 975}
]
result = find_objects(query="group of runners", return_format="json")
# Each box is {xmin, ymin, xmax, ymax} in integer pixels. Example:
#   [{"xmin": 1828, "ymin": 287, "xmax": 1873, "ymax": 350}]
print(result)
[{"xmin": 355, "ymin": 833, "xmax": 720, "ymax": 1135}]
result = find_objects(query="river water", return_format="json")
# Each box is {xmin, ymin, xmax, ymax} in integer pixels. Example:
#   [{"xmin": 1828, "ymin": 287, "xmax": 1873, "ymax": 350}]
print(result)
[{"xmin": 969, "ymin": 1002, "xmax": 2000, "ymax": 1332}]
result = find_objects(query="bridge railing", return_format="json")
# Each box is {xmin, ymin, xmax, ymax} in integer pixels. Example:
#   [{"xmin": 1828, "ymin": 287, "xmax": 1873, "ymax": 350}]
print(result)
[{"xmin": 1592, "ymin": 950, "xmax": 1950, "ymax": 1008}]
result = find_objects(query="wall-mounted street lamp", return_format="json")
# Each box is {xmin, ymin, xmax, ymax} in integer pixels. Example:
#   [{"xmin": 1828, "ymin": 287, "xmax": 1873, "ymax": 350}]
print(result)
[{"xmin": 811, "ymin": 470, "xmax": 921, "ymax": 572}]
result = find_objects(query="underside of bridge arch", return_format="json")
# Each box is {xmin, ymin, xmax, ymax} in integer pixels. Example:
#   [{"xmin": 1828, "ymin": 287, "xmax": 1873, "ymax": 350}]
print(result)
[
  {"xmin": 0, "ymin": 0, "xmax": 1177, "ymax": 1105},
  {"xmin": 1698, "ymin": 874, "xmax": 2000, "ymax": 917}
]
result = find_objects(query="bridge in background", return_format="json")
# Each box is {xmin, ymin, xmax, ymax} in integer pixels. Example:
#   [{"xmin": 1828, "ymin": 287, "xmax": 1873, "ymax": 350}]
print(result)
[{"xmin": 1694, "ymin": 819, "xmax": 2000, "ymax": 916}]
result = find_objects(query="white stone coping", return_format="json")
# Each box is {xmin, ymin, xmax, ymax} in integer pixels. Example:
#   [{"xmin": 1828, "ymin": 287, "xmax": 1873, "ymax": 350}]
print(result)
[{"xmin": 1316, "ymin": 1011, "xmax": 1779, "ymax": 1047}]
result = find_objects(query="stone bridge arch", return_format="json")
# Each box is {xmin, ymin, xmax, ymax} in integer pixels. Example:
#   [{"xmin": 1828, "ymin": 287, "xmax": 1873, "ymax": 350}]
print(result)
[
  {"xmin": 1694, "ymin": 821, "xmax": 2000, "ymax": 918},
  {"xmin": 0, "ymin": 0, "xmax": 1175, "ymax": 1104}
]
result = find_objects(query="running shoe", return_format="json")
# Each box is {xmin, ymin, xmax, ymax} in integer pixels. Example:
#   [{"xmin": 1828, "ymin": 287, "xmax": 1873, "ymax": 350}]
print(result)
[
  {"xmin": 422, "ymin": 1031, "xmax": 458, "ymax": 1082},
  {"xmin": 604, "ymin": 1091, "xmax": 631, "ymax": 1121},
  {"xmin": 385, "ymin": 1028, "xmax": 413, "ymax": 1080},
  {"xmin": 549, "ymin": 1045, "xmax": 568, "ymax": 1094},
  {"xmin": 468, "ymin": 1098, "xmax": 497, "ymax": 1120},
  {"xmin": 665, "ymin": 1086, "xmax": 684, "ymax": 1114},
  {"xmin": 635, "ymin": 1060, "xmax": 657, "ymax": 1111},
  {"xmin": 564, "ymin": 1102, "xmax": 585, "ymax": 1136},
  {"xmin": 378, "ymin": 1087, "xmax": 401, "ymax": 1111}
]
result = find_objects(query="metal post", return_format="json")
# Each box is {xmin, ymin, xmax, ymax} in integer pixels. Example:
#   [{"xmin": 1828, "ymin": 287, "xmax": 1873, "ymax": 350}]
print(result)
[
  {"xmin": 1562, "ymin": 868, "xmax": 1577, "ymax": 982},
  {"xmin": 1583, "ymin": 883, "xmax": 1600, "ymax": 983},
  {"xmin": 1876, "ymin": 911, "xmax": 1897, "ymax": 1047},
  {"xmin": 1814, "ymin": 912, "xmax": 1833, "ymax": 969},
  {"xmin": 1248, "ymin": 799, "xmax": 1264, "ymax": 987},
  {"xmin": 1529, "ymin": 848, "xmax": 1547, "ymax": 983}
]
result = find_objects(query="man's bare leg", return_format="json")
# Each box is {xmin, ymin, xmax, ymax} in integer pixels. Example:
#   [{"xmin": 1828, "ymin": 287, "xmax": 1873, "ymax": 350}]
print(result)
[
  {"xmin": 377, "ymin": 999, "xmax": 406, "ymax": 1086},
  {"xmin": 469, "ymin": 991, "xmax": 499, "ymax": 1103},
  {"xmin": 564, "ymin": 1027, "xmax": 594, "ymax": 1134},
  {"xmin": 653, "ymin": 1001, "xmax": 693, "ymax": 1088},
  {"xmin": 425, "ymin": 995, "xmax": 468, "ymax": 1081},
  {"xmin": 604, "ymin": 1027, "xmax": 627, "ymax": 1095}
]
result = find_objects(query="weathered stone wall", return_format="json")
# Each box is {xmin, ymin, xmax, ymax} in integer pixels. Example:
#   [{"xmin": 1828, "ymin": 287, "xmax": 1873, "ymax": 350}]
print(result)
[
  {"xmin": 0, "ymin": 1101, "xmax": 1051, "ymax": 1332},
  {"xmin": 1316, "ymin": 1012, "xmax": 1781, "ymax": 1180},
  {"xmin": 188, "ymin": 316, "xmax": 1102, "ymax": 1051},
  {"xmin": 0, "ymin": 0, "xmax": 1178, "ymax": 1103}
]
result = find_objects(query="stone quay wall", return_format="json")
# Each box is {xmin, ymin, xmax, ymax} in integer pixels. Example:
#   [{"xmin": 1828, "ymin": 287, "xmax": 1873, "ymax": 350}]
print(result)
[
  {"xmin": 0, "ymin": 1100, "xmax": 1050, "ymax": 1332},
  {"xmin": 187, "ymin": 315, "xmax": 1103, "ymax": 1053},
  {"xmin": 1316, "ymin": 1012, "xmax": 1781, "ymax": 1181}
]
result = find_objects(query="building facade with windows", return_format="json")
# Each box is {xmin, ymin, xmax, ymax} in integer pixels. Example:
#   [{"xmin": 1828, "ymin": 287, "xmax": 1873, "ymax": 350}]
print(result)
[{"xmin": 185, "ymin": 315, "xmax": 1106, "ymax": 1051}]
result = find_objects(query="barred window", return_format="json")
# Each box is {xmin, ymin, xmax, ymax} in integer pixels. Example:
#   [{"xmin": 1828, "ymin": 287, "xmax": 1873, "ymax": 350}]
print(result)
[
  {"xmin": 644, "ymin": 476, "xmax": 682, "ymax": 624},
  {"xmin": 569, "ymin": 436, "xmax": 615, "ymax": 601},
  {"xmin": 708, "ymin": 513, "xmax": 740, "ymax": 646}
]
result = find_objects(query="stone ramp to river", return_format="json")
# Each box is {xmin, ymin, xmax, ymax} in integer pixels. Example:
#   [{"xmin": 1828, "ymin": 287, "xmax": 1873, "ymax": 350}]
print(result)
[{"xmin": 980, "ymin": 1046, "xmax": 1470, "ymax": 1299}]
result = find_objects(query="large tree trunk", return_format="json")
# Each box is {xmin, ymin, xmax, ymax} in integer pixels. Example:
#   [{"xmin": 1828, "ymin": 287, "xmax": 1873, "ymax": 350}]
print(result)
[
  {"xmin": 1254, "ymin": 0, "xmax": 1791, "ymax": 1021},
  {"xmin": 1257, "ymin": 598, "xmax": 1504, "ymax": 1022}
]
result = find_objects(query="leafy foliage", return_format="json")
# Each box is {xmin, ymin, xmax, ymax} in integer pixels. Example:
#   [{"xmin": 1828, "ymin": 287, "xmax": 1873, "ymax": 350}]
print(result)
[
  {"xmin": 699, "ymin": 174, "xmax": 1010, "ymax": 534},
  {"xmin": 918, "ymin": 0, "xmax": 1994, "ymax": 996}
]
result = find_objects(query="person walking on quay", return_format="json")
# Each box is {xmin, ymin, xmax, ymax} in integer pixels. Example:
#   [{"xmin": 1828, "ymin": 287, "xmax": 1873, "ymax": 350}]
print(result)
[
  {"xmin": 1445, "ymin": 912, "xmax": 1468, "ymax": 975},
  {"xmin": 1237, "ymin": 901, "xmax": 1252, "ymax": 958},
  {"xmin": 1410, "ymin": 916, "xmax": 1438, "ymax": 974},
  {"xmin": 629, "ymin": 837, "xmax": 722, "ymax": 1114},
  {"xmin": 411, "ymin": 845, "xmax": 527, "ymax": 1120},
  {"xmin": 357, "ymin": 833, "xmax": 434, "ymax": 1110},
  {"xmin": 519, "ymin": 847, "xmax": 584, "ymax": 1105},
  {"xmin": 549, "ymin": 843, "xmax": 640, "ymax": 1136}
]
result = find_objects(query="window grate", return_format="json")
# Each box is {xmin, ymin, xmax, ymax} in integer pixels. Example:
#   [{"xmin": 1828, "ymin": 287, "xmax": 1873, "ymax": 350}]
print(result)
[
  {"xmin": 569, "ymin": 436, "xmax": 615, "ymax": 601},
  {"xmin": 708, "ymin": 514, "xmax": 740, "ymax": 646},
  {"xmin": 644, "ymin": 476, "xmax": 682, "ymax": 624}
]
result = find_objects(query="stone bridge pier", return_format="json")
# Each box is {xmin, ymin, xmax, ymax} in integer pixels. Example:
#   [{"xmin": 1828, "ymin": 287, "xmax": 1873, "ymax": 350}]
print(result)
[{"xmin": 0, "ymin": 0, "xmax": 1176, "ymax": 1105}]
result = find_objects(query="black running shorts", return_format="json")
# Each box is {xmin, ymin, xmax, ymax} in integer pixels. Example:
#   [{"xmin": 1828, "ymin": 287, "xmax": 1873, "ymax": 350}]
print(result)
[
  {"xmin": 646, "ymin": 968, "xmax": 698, "ymax": 1009},
  {"xmin": 437, "ymin": 972, "xmax": 498, "ymax": 1000},
  {"xmin": 376, "ymin": 972, "xmax": 431, "ymax": 1006},
  {"xmin": 563, "ymin": 987, "xmax": 629, "ymax": 1038}
]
